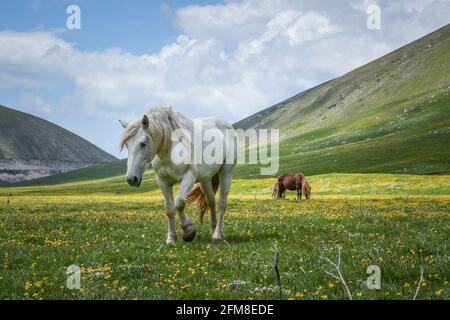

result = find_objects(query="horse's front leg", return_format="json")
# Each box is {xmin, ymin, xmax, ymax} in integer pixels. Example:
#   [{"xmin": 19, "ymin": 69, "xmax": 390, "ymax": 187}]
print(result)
[
  {"xmin": 157, "ymin": 176, "xmax": 177, "ymax": 244},
  {"xmin": 175, "ymin": 170, "xmax": 196, "ymax": 242}
]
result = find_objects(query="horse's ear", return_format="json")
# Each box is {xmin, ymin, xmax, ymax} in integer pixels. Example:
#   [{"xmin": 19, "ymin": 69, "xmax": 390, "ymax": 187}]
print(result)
[
  {"xmin": 119, "ymin": 120, "xmax": 129, "ymax": 129},
  {"xmin": 142, "ymin": 115, "xmax": 149, "ymax": 128}
]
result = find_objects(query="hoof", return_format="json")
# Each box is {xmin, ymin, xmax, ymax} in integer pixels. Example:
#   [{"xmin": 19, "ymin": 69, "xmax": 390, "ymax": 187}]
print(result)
[
  {"xmin": 183, "ymin": 229, "xmax": 196, "ymax": 242},
  {"xmin": 182, "ymin": 224, "xmax": 196, "ymax": 242},
  {"xmin": 166, "ymin": 237, "xmax": 176, "ymax": 245},
  {"xmin": 212, "ymin": 230, "xmax": 224, "ymax": 242},
  {"xmin": 212, "ymin": 235, "xmax": 224, "ymax": 242}
]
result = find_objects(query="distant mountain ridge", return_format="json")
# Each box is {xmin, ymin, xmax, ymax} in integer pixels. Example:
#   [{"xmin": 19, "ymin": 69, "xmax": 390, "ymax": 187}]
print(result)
[{"xmin": 0, "ymin": 105, "xmax": 117, "ymax": 183}]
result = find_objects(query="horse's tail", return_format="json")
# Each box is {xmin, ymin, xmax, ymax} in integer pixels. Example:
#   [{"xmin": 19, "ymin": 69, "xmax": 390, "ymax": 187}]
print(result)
[{"xmin": 186, "ymin": 173, "xmax": 220, "ymax": 223}]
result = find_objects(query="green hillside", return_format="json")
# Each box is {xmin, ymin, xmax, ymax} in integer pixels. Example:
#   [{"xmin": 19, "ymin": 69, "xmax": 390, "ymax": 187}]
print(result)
[
  {"xmin": 234, "ymin": 24, "xmax": 450, "ymax": 177},
  {"xmin": 7, "ymin": 159, "xmax": 127, "ymax": 187},
  {"xmin": 2, "ymin": 171, "xmax": 449, "ymax": 196}
]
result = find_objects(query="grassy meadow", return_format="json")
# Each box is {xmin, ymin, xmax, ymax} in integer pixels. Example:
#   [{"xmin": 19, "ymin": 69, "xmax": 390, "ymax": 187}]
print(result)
[
  {"xmin": 0, "ymin": 20, "xmax": 449, "ymax": 302},
  {"xmin": 0, "ymin": 173, "xmax": 449, "ymax": 300}
]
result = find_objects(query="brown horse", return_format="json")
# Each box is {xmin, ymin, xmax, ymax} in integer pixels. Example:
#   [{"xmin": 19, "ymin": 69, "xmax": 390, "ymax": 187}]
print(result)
[{"xmin": 277, "ymin": 173, "xmax": 311, "ymax": 200}]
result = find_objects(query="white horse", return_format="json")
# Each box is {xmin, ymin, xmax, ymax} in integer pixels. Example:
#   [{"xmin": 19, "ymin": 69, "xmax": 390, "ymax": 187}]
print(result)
[{"xmin": 119, "ymin": 107, "xmax": 236, "ymax": 244}]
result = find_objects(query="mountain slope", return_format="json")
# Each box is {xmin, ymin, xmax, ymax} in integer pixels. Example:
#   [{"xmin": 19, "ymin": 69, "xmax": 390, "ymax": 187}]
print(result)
[
  {"xmin": 234, "ymin": 24, "xmax": 450, "ymax": 177},
  {"xmin": 0, "ymin": 105, "xmax": 117, "ymax": 183}
]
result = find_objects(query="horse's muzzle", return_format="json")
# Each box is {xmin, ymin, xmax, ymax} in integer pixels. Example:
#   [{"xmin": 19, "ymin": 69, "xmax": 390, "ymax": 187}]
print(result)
[{"xmin": 127, "ymin": 175, "xmax": 142, "ymax": 187}]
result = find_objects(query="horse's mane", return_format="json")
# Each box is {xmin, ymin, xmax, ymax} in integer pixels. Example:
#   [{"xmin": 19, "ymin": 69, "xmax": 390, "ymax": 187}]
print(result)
[{"xmin": 120, "ymin": 106, "xmax": 191, "ymax": 153}]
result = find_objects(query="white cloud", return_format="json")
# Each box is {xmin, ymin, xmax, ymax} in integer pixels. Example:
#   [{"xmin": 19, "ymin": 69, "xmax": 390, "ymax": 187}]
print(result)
[
  {"xmin": 0, "ymin": 31, "xmax": 73, "ymax": 89},
  {"xmin": 235, "ymin": 10, "xmax": 337, "ymax": 63},
  {"xmin": 175, "ymin": 0, "xmax": 292, "ymax": 47},
  {"xmin": 0, "ymin": 0, "xmax": 449, "ymax": 156},
  {"xmin": 387, "ymin": 0, "xmax": 440, "ymax": 13}
]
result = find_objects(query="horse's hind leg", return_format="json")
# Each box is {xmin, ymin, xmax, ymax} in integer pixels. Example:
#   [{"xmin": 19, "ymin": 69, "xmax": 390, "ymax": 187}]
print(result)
[
  {"xmin": 200, "ymin": 181, "xmax": 217, "ymax": 235},
  {"xmin": 297, "ymin": 187, "xmax": 302, "ymax": 201},
  {"xmin": 214, "ymin": 165, "xmax": 234, "ymax": 241}
]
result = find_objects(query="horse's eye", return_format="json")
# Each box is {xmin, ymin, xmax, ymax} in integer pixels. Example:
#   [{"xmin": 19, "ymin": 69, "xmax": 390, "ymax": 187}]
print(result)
[{"xmin": 140, "ymin": 142, "xmax": 147, "ymax": 148}]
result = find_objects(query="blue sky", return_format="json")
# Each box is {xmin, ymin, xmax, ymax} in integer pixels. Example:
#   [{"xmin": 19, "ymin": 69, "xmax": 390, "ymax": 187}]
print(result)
[
  {"xmin": 0, "ymin": 0, "xmax": 216, "ymax": 54},
  {"xmin": 0, "ymin": 0, "xmax": 449, "ymax": 158}
]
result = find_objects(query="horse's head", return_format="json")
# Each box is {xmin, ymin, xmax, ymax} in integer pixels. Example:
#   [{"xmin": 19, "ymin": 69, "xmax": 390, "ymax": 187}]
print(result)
[
  {"xmin": 119, "ymin": 115, "xmax": 156, "ymax": 187},
  {"xmin": 305, "ymin": 185, "xmax": 312, "ymax": 200}
]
